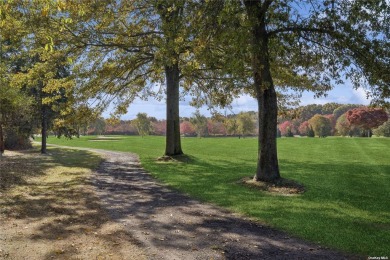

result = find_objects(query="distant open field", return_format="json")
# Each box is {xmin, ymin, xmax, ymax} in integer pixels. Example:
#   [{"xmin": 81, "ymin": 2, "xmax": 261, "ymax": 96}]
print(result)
[{"xmin": 41, "ymin": 135, "xmax": 390, "ymax": 256}]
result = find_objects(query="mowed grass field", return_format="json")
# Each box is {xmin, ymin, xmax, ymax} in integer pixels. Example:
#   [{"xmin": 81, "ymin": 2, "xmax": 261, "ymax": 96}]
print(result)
[{"xmin": 42, "ymin": 136, "xmax": 390, "ymax": 256}]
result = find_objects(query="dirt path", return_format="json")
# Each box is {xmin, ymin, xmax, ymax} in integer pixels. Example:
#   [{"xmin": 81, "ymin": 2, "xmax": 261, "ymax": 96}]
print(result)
[
  {"xmin": 87, "ymin": 148, "xmax": 357, "ymax": 260},
  {"xmin": 0, "ymin": 148, "xmax": 146, "ymax": 260},
  {"xmin": 1, "ymin": 146, "xmax": 358, "ymax": 259}
]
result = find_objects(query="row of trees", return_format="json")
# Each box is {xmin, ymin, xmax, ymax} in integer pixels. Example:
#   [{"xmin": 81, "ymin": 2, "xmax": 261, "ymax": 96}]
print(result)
[
  {"xmin": 278, "ymin": 104, "xmax": 389, "ymax": 138},
  {"xmin": 88, "ymin": 111, "xmax": 258, "ymax": 138},
  {"xmin": 1, "ymin": 1, "xmax": 389, "ymax": 182},
  {"xmin": 87, "ymin": 104, "xmax": 389, "ymax": 138}
]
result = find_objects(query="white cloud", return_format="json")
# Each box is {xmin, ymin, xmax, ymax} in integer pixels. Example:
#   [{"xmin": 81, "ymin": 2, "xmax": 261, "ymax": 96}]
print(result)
[
  {"xmin": 351, "ymin": 87, "xmax": 371, "ymax": 104},
  {"xmin": 301, "ymin": 86, "xmax": 371, "ymax": 106}
]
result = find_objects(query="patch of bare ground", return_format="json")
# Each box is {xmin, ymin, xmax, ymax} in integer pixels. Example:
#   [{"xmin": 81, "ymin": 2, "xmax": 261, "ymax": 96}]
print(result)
[
  {"xmin": 0, "ymin": 149, "xmax": 145, "ymax": 260},
  {"xmin": 239, "ymin": 177, "xmax": 305, "ymax": 196},
  {"xmin": 156, "ymin": 154, "xmax": 192, "ymax": 163}
]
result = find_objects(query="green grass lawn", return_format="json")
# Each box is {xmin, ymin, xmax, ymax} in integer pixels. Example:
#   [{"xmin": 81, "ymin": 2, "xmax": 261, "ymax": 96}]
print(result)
[{"xmin": 41, "ymin": 135, "xmax": 390, "ymax": 256}]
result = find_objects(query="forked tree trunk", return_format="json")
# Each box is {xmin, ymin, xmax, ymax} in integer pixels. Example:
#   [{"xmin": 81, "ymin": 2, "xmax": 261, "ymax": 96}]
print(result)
[
  {"xmin": 164, "ymin": 63, "xmax": 183, "ymax": 156},
  {"xmin": 245, "ymin": 1, "xmax": 280, "ymax": 182}
]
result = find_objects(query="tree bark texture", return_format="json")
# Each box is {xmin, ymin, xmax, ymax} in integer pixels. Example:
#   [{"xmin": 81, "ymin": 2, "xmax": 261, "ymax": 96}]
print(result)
[
  {"xmin": 41, "ymin": 105, "xmax": 47, "ymax": 154},
  {"xmin": 0, "ymin": 123, "xmax": 4, "ymax": 156},
  {"xmin": 164, "ymin": 63, "xmax": 183, "ymax": 156},
  {"xmin": 245, "ymin": 1, "xmax": 280, "ymax": 181}
]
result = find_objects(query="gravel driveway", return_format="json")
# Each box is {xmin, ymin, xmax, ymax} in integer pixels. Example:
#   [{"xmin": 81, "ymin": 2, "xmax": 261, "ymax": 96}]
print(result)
[{"xmin": 87, "ymin": 149, "xmax": 357, "ymax": 260}]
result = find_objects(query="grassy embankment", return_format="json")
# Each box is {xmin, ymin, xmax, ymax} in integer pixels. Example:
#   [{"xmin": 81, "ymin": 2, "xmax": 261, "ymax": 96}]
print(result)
[{"xmin": 41, "ymin": 136, "xmax": 390, "ymax": 256}]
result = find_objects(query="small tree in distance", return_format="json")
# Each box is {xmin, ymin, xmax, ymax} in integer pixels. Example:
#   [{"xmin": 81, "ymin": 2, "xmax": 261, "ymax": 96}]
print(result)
[
  {"xmin": 207, "ymin": 120, "xmax": 226, "ymax": 136},
  {"xmin": 237, "ymin": 112, "xmax": 255, "ymax": 138},
  {"xmin": 279, "ymin": 121, "xmax": 296, "ymax": 137},
  {"xmin": 152, "ymin": 120, "xmax": 166, "ymax": 136},
  {"xmin": 180, "ymin": 121, "xmax": 195, "ymax": 136},
  {"xmin": 335, "ymin": 113, "xmax": 360, "ymax": 137},
  {"xmin": 190, "ymin": 111, "xmax": 208, "ymax": 138},
  {"xmin": 373, "ymin": 120, "xmax": 390, "ymax": 137},
  {"xmin": 224, "ymin": 117, "xmax": 238, "ymax": 136},
  {"xmin": 298, "ymin": 121, "xmax": 310, "ymax": 136},
  {"xmin": 133, "ymin": 113, "xmax": 152, "ymax": 137},
  {"xmin": 309, "ymin": 114, "xmax": 332, "ymax": 138}
]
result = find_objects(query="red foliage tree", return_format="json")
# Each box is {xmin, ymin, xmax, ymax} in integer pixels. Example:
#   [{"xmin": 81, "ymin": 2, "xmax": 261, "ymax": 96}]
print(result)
[
  {"xmin": 278, "ymin": 121, "xmax": 296, "ymax": 136},
  {"xmin": 180, "ymin": 121, "xmax": 195, "ymax": 136},
  {"xmin": 335, "ymin": 113, "xmax": 360, "ymax": 136},
  {"xmin": 116, "ymin": 121, "xmax": 137, "ymax": 134},
  {"xmin": 104, "ymin": 120, "xmax": 137, "ymax": 135},
  {"xmin": 104, "ymin": 124, "xmax": 116, "ymax": 135},
  {"xmin": 207, "ymin": 120, "xmax": 226, "ymax": 136},
  {"xmin": 347, "ymin": 108, "xmax": 388, "ymax": 130},
  {"xmin": 298, "ymin": 121, "xmax": 310, "ymax": 136},
  {"xmin": 152, "ymin": 120, "xmax": 167, "ymax": 136}
]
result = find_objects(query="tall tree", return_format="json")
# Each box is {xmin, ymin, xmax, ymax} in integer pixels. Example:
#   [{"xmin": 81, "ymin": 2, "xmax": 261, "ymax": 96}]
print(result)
[
  {"xmin": 3, "ymin": 0, "xmax": 76, "ymax": 153},
  {"xmin": 58, "ymin": 0, "xmax": 232, "ymax": 156},
  {"xmin": 12, "ymin": 50, "xmax": 74, "ymax": 153},
  {"xmin": 207, "ymin": 0, "xmax": 389, "ymax": 181},
  {"xmin": 0, "ymin": 86, "xmax": 33, "ymax": 154},
  {"xmin": 0, "ymin": 0, "xmax": 35, "ymax": 153}
]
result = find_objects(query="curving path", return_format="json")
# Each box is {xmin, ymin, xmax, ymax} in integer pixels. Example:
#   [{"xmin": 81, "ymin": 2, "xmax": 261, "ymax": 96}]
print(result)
[{"xmin": 59, "ymin": 145, "xmax": 358, "ymax": 259}]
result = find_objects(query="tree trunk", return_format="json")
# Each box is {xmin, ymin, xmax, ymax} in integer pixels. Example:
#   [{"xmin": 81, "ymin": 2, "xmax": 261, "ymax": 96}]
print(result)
[
  {"xmin": 245, "ymin": 1, "xmax": 280, "ymax": 182},
  {"xmin": 255, "ymin": 85, "xmax": 280, "ymax": 181},
  {"xmin": 0, "ymin": 122, "xmax": 4, "ymax": 157},
  {"xmin": 164, "ymin": 63, "xmax": 183, "ymax": 156},
  {"xmin": 41, "ymin": 105, "xmax": 47, "ymax": 154}
]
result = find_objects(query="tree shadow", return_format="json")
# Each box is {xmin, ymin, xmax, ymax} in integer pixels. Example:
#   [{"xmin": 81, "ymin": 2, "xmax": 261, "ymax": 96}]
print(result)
[
  {"xmin": 1, "ymin": 150, "xmax": 47, "ymax": 190},
  {"xmin": 2, "ymin": 146, "xmax": 381, "ymax": 258},
  {"xmin": 91, "ymin": 152, "xmax": 360, "ymax": 259},
  {"xmin": 0, "ymin": 148, "xmax": 144, "ymax": 259}
]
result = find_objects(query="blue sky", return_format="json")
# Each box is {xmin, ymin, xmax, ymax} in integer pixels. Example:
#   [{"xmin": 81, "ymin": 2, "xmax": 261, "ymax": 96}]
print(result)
[{"xmin": 105, "ymin": 85, "xmax": 371, "ymax": 120}]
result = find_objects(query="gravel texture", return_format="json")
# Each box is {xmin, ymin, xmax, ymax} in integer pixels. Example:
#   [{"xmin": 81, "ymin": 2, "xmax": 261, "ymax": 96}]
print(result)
[{"xmin": 89, "ymin": 149, "xmax": 359, "ymax": 260}]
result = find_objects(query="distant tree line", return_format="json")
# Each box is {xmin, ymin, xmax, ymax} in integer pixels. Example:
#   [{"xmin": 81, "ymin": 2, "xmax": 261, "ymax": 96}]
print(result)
[
  {"xmin": 86, "ymin": 111, "xmax": 257, "ymax": 138},
  {"xmin": 86, "ymin": 103, "xmax": 389, "ymax": 138},
  {"xmin": 277, "ymin": 103, "xmax": 389, "ymax": 138}
]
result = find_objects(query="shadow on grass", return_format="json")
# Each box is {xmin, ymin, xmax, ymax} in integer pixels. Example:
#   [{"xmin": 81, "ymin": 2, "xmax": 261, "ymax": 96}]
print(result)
[
  {"xmin": 91, "ymin": 153, "xmax": 359, "ymax": 259},
  {"xmin": 141, "ymin": 154, "xmax": 389, "ymax": 256}
]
